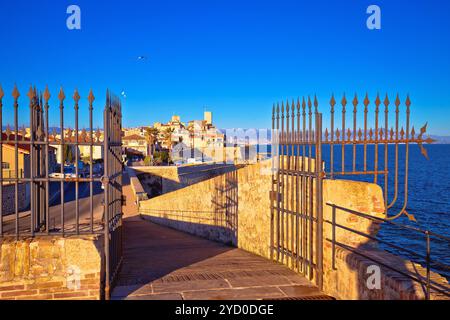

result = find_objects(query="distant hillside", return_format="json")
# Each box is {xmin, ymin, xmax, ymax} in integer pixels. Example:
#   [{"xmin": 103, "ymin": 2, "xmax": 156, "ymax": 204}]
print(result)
[{"xmin": 428, "ymin": 135, "xmax": 450, "ymax": 144}]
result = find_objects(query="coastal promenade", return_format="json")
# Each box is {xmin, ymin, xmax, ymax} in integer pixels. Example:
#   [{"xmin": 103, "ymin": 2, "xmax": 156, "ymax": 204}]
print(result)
[{"xmin": 111, "ymin": 174, "xmax": 330, "ymax": 300}]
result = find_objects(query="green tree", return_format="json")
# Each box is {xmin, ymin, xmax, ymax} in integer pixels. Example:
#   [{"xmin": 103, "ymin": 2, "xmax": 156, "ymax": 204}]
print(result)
[
  {"xmin": 63, "ymin": 145, "xmax": 74, "ymax": 164},
  {"xmin": 145, "ymin": 127, "xmax": 159, "ymax": 155},
  {"xmin": 143, "ymin": 155, "xmax": 153, "ymax": 166},
  {"xmin": 187, "ymin": 123, "xmax": 195, "ymax": 158},
  {"xmin": 163, "ymin": 128, "xmax": 175, "ymax": 150},
  {"xmin": 153, "ymin": 151, "xmax": 170, "ymax": 165}
]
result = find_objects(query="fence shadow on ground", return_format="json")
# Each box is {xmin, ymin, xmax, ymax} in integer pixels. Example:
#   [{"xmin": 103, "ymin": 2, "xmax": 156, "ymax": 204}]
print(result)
[{"xmin": 112, "ymin": 171, "xmax": 240, "ymax": 298}]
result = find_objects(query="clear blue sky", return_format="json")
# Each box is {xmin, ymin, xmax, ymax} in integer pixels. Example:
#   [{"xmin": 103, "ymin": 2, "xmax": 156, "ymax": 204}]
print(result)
[{"xmin": 1, "ymin": 0, "xmax": 449, "ymax": 134}]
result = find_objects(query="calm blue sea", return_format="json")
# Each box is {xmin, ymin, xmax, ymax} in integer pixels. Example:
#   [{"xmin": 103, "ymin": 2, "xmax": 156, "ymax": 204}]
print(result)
[
  {"xmin": 374, "ymin": 144, "xmax": 450, "ymax": 280},
  {"xmin": 258, "ymin": 143, "xmax": 450, "ymax": 280}
]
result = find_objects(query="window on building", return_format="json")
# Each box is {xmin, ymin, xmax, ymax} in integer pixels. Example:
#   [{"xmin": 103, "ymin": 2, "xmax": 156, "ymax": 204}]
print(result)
[{"xmin": 2, "ymin": 162, "xmax": 10, "ymax": 169}]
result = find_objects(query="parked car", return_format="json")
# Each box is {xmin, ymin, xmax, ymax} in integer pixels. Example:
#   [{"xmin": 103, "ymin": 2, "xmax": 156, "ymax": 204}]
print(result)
[{"xmin": 49, "ymin": 172, "xmax": 65, "ymax": 179}]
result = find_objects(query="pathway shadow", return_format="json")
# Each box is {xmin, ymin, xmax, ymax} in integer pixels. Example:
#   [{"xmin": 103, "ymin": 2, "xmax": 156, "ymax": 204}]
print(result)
[
  {"xmin": 113, "ymin": 172, "xmax": 236, "ymax": 298},
  {"xmin": 112, "ymin": 215, "xmax": 234, "ymax": 297}
]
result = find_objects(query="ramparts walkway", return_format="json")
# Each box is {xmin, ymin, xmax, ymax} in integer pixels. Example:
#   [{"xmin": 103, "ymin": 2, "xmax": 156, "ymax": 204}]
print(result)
[{"xmin": 111, "ymin": 174, "xmax": 330, "ymax": 300}]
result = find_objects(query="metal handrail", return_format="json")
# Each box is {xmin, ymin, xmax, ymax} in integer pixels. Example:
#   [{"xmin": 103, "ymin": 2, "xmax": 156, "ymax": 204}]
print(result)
[{"xmin": 326, "ymin": 202, "xmax": 450, "ymax": 300}]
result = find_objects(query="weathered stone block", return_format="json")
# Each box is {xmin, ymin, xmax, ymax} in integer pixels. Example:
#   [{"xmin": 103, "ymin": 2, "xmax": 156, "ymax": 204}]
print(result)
[{"xmin": 0, "ymin": 235, "xmax": 104, "ymax": 300}]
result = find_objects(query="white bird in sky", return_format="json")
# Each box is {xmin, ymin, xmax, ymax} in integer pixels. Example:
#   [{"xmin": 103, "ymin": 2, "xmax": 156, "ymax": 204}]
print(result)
[
  {"xmin": 137, "ymin": 55, "xmax": 148, "ymax": 61},
  {"xmin": 121, "ymin": 90, "xmax": 127, "ymax": 99}
]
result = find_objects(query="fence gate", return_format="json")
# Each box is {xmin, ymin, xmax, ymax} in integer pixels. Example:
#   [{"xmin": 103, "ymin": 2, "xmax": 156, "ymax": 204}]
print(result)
[
  {"xmin": 271, "ymin": 97, "xmax": 324, "ymax": 289},
  {"xmin": 0, "ymin": 85, "xmax": 123, "ymax": 300},
  {"xmin": 102, "ymin": 92, "xmax": 124, "ymax": 299},
  {"xmin": 270, "ymin": 93, "xmax": 434, "ymax": 291}
]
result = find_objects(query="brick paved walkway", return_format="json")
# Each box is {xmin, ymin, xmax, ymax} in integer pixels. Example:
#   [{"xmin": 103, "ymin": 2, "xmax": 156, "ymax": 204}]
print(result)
[{"xmin": 112, "ymin": 174, "xmax": 327, "ymax": 300}]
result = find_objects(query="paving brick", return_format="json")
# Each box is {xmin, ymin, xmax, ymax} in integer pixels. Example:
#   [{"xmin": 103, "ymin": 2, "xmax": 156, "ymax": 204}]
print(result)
[
  {"xmin": 19, "ymin": 294, "xmax": 54, "ymax": 300},
  {"xmin": 1, "ymin": 290, "xmax": 38, "ymax": 298},
  {"xmin": 278, "ymin": 285, "xmax": 323, "ymax": 297},
  {"xmin": 26, "ymin": 281, "xmax": 64, "ymax": 290},
  {"xmin": 0, "ymin": 284, "xmax": 25, "ymax": 291},
  {"xmin": 125, "ymin": 293, "xmax": 183, "ymax": 300},
  {"xmin": 53, "ymin": 291, "xmax": 89, "ymax": 299},
  {"xmin": 111, "ymin": 284, "xmax": 143, "ymax": 298},
  {"xmin": 153, "ymin": 279, "xmax": 230, "ymax": 293},
  {"xmin": 227, "ymin": 276, "xmax": 291, "ymax": 288},
  {"xmin": 183, "ymin": 287, "xmax": 286, "ymax": 300}
]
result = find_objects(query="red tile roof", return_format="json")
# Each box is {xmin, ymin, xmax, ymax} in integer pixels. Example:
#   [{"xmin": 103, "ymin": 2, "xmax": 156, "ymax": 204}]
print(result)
[
  {"xmin": 1, "ymin": 133, "xmax": 56, "ymax": 153},
  {"xmin": 123, "ymin": 134, "xmax": 146, "ymax": 141},
  {"xmin": 1, "ymin": 133, "xmax": 31, "ymax": 153}
]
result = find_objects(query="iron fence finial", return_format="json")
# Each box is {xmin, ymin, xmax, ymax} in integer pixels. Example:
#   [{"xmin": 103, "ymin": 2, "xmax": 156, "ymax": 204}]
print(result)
[
  {"xmin": 330, "ymin": 94, "xmax": 336, "ymax": 110},
  {"xmin": 88, "ymin": 89, "xmax": 95, "ymax": 106},
  {"xmin": 363, "ymin": 93, "xmax": 370, "ymax": 109},
  {"xmin": 395, "ymin": 94, "xmax": 400, "ymax": 117},
  {"xmin": 384, "ymin": 94, "xmax": 390, "ymax": 112},
  {"xmin": 406, "ymin": 95, "xmax": 411, "ymax": 114},
  {"xmin": 27, "ymin": 85, "xmax": 35, "ymax": 101},
  {"xmin": 395, "ymin": 93, "xmax": 400, "ymax": 108},
  {"xmin": 58, "ymin": 87, "xmax": 66, "ymax": 102},
  {"xmin": 44, "ymin": 86, "xmax": 50, "ymax": 102},
  {"xmin": 341, "ymin": 94, "xmax": 347, "ymax": 109},
  {"xmin": 73, "ymin": 88, "xmax": 81, "ymax": 105},
  {"xmin": 12, "ymin": 84, "xmax": 20, "ymax": 100},
  {"xmin": 314, "ymin": 95, "xmax": 318, "ymax": 113},
  {"xmin": 375, "ymin": 93, "xmax": 381, "ymax": 109},
  {"xmin": 352, "ymin": 94, "xmax": 358, "ymax": 110}
]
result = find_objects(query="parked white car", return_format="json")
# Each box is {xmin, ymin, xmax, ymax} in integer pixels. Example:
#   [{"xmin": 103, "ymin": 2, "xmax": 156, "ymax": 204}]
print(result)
[{"xmin": 49, "ymin": 172, "xmax": 65, "ymax": 179}]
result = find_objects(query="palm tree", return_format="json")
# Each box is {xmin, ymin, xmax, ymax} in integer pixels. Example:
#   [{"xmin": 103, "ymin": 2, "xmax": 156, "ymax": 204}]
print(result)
[
  {"xmin": 145, "ymin": 127, "xmax": 159, "ymax": 156},
  {"xmin": 163, "ymin": 128, "xmax": 175, "ymax": 150},
  {"xmin": 187, "ymin": 123, "xmax": 195, "ymax": 159}
]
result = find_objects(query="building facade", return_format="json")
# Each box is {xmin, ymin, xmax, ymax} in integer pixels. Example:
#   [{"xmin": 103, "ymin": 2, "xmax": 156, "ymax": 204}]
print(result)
[{"xmin": 122, "ymin": 134, "xmax": 149, "ymax": 157}]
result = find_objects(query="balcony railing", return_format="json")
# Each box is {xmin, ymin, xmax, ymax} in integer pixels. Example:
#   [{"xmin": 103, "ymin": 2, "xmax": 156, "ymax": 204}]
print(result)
[{"xmin": 1, "ymin": 169, "xmax": 24, "ymax": 181}]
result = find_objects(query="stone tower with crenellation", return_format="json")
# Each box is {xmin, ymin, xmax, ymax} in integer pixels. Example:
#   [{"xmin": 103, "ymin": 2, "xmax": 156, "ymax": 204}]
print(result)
[{"xmin": 204, "ymin": 111, "xmax": 212, "ymax": 125}]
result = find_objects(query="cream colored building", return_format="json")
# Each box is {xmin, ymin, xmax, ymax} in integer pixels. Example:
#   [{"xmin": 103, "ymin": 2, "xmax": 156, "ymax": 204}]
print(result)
[
  {"xmin": 122, "ymin": 134, "xmax": 149, "ymax": 157},
  {"xmin": 122, "ymin": 127, "xmax": 149, "ymax": 138}
]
